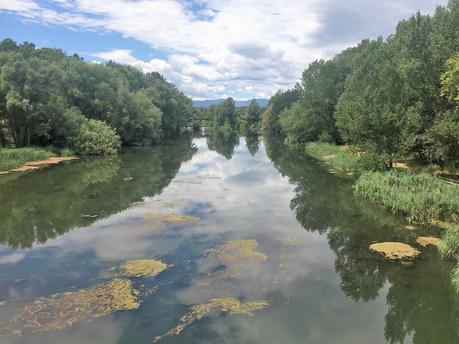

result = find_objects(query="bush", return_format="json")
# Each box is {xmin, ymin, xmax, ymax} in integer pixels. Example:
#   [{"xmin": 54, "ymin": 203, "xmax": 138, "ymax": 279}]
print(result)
[
  {"xmin": 73, "ymin": 119, "xmax": 121, "ymax": 155},
  {"xmin": 60, "ymin": 107, "xmax": 120, "ymax": 155},
  {"xmin": 355, "ymin": 171, "xmax": 459, "ymax": 223},
  {"xmin": 356, "ymin": 151, "xmax": 388, "ymax": 172}
]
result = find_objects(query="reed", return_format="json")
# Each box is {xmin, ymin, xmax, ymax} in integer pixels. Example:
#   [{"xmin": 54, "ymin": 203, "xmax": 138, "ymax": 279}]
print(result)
[{"xmin": 0, "ymin": 147, "xmax": 55, "ymax": 171}]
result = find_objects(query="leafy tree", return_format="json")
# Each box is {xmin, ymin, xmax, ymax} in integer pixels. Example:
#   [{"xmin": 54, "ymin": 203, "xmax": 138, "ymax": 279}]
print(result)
[
  {"xmin": 262, "ymin": 86, "xmax": 302, "ymax": 134},
  {"xmin": 240, "ymin": 99, "xmax": 262, "ymax": 134},
  {"xmin": 0, "ymin": 38, "xmax": 193, "ymax": 152},
  {"xmin": 210, "ymin": 97, "xmax": 237, "ymax": 131},
  {"xmin": 335, "ymin": 40, "xmax": 416, "ymax": 167}
]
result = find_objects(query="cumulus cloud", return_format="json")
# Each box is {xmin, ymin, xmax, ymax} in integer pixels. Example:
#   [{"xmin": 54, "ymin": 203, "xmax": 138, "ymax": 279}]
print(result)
[{"xmin": 0, "ymin": 0, "xmax": 446, "ymax": 99}]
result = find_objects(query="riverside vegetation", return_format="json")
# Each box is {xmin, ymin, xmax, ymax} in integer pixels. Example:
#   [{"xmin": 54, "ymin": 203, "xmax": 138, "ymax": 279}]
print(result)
[{"xmin": 262, "ymin": 0, "xmax": 459, "ymax": 291}]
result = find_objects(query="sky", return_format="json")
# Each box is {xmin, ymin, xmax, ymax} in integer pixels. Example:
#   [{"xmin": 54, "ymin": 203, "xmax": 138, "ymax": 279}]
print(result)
[{"xmin": 0, "ymin": 0, "xmax": 448, "ymax": 100}]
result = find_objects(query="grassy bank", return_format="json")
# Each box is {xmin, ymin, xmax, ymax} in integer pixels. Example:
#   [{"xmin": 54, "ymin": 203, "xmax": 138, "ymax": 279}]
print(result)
[
  {"xmin": 304, "ymin": 141, "xmax": 459, "ymax": 292},
  {"xmin": 0, "ymin": 147, "xmax": 55, "ymax": 171},
  {"xmin": 305, "ymin": 142, "xmax": 386, "ymax": 174},
  {"xmin": 355, "ymin": 171, "xmax": 459, "ymax": 223}
]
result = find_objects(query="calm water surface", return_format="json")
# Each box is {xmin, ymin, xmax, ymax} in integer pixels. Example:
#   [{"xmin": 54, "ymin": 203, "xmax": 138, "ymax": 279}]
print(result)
[{"xmin": 0, "ymin": 135, "xmax": 457, "ymax": 344}]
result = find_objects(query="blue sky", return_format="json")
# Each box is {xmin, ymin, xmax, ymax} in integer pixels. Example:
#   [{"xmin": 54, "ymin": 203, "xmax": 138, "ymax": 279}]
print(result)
[{"xmin": 0, "ymin": 0, "xmax": 448, "ymax": 100}]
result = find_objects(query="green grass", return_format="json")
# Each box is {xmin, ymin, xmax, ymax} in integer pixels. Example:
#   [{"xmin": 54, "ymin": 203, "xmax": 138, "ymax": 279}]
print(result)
[
  {"xmin": 0, "ymin": 147, "xmax": 55, "ymax": 171},
  {"xmin": 304, "ymin": 142, "xmax": 386, "ymax": 174},
  {"xmin": 355, "ymin": 171, "xmax": 459, "ymax": 224},
  {"xmin": 305, "ymin": 142, "xmax": 359, "ymax": 173},
  {"xmin": 356, "ymin": 170, "xmax": 459, "ymax": 293}
]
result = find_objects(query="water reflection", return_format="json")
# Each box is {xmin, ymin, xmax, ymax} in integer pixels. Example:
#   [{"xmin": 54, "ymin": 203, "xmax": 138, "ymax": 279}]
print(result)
[
  {"xmin": 0, "ymin": 136, "xmax": 197, "ymax": 248},
  {"xmin": 264, "ymin": 134, "xmax": 459, "ymax": 343},
  {"xmin": 245, "ymin": 134, "xmax": 260, "ymax": 156},
  {"xmin": 206, "ymin": 130, "xmax": 239, "ymax": 159},
  {"xmin": 0, "ymin": 136, "xmax": 457, "ymax": 344}
]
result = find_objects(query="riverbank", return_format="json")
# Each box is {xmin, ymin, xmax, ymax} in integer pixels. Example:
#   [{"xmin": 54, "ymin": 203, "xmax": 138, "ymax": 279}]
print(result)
[
  {"xmin": 0, "ymin": 148, "xmax": 78, "ymax": 174},
  {"xmin": 303, "ymin": 142, "xmax": 459, "ymax": 292}
]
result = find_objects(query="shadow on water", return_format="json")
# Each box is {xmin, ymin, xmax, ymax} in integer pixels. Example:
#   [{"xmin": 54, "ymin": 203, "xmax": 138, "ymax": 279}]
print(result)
[
  {"xmin": 264, "ymin": 134, "xmax": 459, "ymax": 344},
  {"xmin": 0, "ymin": 135, "xmax": 197, "ymax": 249}
]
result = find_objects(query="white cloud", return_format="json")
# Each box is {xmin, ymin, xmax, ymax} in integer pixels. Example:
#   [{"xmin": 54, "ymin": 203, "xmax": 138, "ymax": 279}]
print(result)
[{"xmin": 0, "ymin": 0, "xmax": 447, "ymax": 99}]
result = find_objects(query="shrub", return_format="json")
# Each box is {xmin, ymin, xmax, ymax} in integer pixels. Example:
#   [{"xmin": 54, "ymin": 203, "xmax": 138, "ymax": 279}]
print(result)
[{"xmin": 73, "ymin": 119, "xmax": 121, "ymax": 155}]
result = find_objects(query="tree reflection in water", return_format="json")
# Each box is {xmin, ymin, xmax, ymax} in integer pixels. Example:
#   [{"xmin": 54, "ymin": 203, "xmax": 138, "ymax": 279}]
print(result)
[
  {"xmin": 264, "ymin": 134, "xmax": 459, "ymax": 344},
  {"xmin": 0, "ymin": 135, "xmax": 197, "ymax": 248}
]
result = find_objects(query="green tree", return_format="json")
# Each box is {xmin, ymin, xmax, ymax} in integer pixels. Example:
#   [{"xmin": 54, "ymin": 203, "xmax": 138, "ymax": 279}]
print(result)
[{"xmin": 335, "ymin": 40, "xmax": 415, "ymax": 167}]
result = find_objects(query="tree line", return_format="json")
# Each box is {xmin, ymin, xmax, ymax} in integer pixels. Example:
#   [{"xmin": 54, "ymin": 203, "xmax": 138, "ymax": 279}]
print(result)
[
  {"xmin": 0, "ymin": 38, "xmax": 192, "ymax": 154},
  {"xmin": 264, "ymin": 0, "xmax": 459, "ymax": 169}
]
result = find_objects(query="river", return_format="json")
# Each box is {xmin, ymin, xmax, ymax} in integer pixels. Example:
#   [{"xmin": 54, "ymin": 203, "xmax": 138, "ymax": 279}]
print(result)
[{"xmin": 0, "ymin": 135, "xmax": 457, "ymax": 344}]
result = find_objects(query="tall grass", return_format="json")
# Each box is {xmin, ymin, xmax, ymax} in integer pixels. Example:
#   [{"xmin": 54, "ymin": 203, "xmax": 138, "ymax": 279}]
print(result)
[
  {"xmin": 0, "ymin": 147, "xmax": 55, "ymax": 171},
  {"xmin": 355, "ymin": 171, "xmax": 459, "ymax": 223}
]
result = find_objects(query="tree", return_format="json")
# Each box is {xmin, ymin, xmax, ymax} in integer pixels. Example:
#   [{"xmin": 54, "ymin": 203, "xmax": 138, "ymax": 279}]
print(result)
[
  {"xmin": 334, "ymin": 40, "xmax": 416, "ymax": 167},
  {"xmin": 261, "ymin": 86, "xmax": 302, "ymax": 134},
  {"xmin": 241, "ymin": 99, "xmax": 261, "ymax": 134}
]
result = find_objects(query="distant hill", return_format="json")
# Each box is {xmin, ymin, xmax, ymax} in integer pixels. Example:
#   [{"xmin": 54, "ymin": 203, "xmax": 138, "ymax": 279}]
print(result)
[{"xmin": 193, "ymin": 98, "xmax": 269, "ymax": 108}]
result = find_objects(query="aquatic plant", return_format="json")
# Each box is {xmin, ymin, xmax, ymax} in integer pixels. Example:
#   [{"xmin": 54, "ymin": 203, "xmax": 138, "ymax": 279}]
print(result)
[
  {"xmin": 354, "ymin": 171, "xmax": 459, "ymax": 224},
  {"xmin": 369, "ymin": 242, "xmax": 421, "ymax": 264},
  {"xmin": 3, "ymin": 279, "xmax": 139, "ymax": 336},
  {"xmin": 208, "ymin": 240, "xmax": 268, "ymax": 263},
  {"xmin": 144, "ymin": 212, "xmax": 200, "ymax": 228},
  {"xmin": 416, "ymin": 236, "xmax": 441, "ymax": 247},
  {"xmin": 117, "ymin": 259, "xmax": 168, "ymax": 278},
  {"xmin": 152, "ymin": 297, "xmax": 269, "ymax": 342}
]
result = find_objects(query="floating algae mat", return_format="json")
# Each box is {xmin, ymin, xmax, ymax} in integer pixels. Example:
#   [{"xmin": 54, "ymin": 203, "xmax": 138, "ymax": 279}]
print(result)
[
  {"xmin": 369, "ymin": 242, "xmax": 420, "ymax": 263},
  {"xmin": 208, "ymin": 240, "xmax": 268, "ymax": 263},
  {"xmin": 3, "ymin": 279, "xmax": 139, "ymax": 336},
  {"xmin": 275, "ymin": 236, "xmax": 299, "ymax": 246},
  {"xmin": 416, "ymin": 236, "xmax": 441, "ymax": 247},
  {"xmin": 114, "ymin": 259, "xmax": 168, "ymax": 278},
  {"xmin": 143, "ymin": 212, "xmax": 199, "ymax": 229},
  {"xmin": 152, "ymin": 297, "xmax": 269, "ymax": 342}
]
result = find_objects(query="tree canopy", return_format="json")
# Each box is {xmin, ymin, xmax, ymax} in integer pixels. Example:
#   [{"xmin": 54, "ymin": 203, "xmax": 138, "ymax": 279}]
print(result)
[{"xmin": 0, "ymin": 39, "xmax": 192, "ymax": 154}]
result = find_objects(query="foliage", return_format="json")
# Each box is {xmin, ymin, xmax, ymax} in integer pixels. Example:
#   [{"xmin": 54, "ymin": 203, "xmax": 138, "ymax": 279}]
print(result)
[
  {"xmin": 354, "ymin": 171, "xmax": 459, "ymax": 223},
  {"xmin": 240, "ymin": 99, "xmax": 262, "ymax": 134},
  {"xmin": 261, "ymin": 86, "xmax": 302, "ymax": 134},
  {"xmin": 0, "ymin": 39, "xmax": 192, "ymax": 153},
  {"xmin": 266, "ymin": 1, "xmax": 459, "ymax": 168},
  {"xmin": 209, "ymin": 97, "xmax": 237, "ymax": 131},
  {"xmin": 0, "ymin": 147, "xmax": 55, "ymax": 171},
  {"xmin": 72, "ymin": 119, "xmax": 121, "ymax": 155}
]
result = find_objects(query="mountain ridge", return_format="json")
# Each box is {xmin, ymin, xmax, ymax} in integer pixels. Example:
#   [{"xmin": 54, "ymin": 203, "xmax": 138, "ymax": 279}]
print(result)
[{"xmin": 193, "ymin": 98, "xmax": 269, "ymax": 108}]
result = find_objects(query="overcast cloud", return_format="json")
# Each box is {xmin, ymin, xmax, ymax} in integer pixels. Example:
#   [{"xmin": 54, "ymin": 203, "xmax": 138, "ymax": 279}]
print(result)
[{"xmin": 0, "ymin": 0, "xmax": 448, "ymax": 99}]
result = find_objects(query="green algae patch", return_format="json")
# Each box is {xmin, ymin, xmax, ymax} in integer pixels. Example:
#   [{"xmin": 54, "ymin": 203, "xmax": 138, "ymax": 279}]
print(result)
[
  {"xmin": 208, "ymin": 240, "xmax": 268, "ymax": 263},
  {"xmin": 416, "ymin": 236, "xmax": 441, "ymax": 248},
  {"xmin": 3, "ymin": 279, "xmax": 139, "ymax": 336},
  {"xmin": 163, "ymin": 199, "xmax": 186, "ymax": 209},
  {"xmin": 118, "ymin": 259, "xmax": 168, "ymax": 278},
  {"xmin": 275, "ymin": 236, "xmax": 299, "ymax": 246},
  {"xmin": 144, "ymin": 212, "xmax": 200, "ymax": 228},
  {"xmin": 152, "ymin": 297, "xmax": 269, "ymax": 342},
  {"xmin": 369, "ymin": 242, "xmax": 421, "ymax": 263}
]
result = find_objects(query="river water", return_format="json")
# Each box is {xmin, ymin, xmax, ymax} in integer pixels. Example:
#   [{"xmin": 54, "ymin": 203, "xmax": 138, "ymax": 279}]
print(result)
[{"xmin": 0, "ymin": 135, "xmax": 457, "ymax": 344}]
